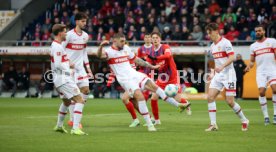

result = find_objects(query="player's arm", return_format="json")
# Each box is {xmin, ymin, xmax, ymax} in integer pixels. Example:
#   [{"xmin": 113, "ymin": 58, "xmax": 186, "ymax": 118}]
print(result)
[
  {"xmin": 83, "ymin": 48, "xmax": 94, "ymax": 78},
  {"xmin": 148, "ymin": 45, "xmax": 172, "ymax": 60},
  {"xmin": 97, "ymin": 40, "xmax": 109, "ymax": 59},
  {"xmin": 245, "ymin": 45, "xmax": 256, "ymax": 72},
  {"xmin": 134, "ymin": 57, "xmax": 159, "ymax": 69},
  {"xmin": 215, "ymin": 41, "xmax": 235, "ymax": 73}
]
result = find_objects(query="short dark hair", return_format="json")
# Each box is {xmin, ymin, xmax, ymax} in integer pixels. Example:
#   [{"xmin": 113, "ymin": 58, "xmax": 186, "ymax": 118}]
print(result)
[
  {"xmin": 113, "ymin": 33, "xmax": 125, "ymax": 39},
  {"xmin": 151, "ymin": 32, "xmax": 161, "ymax": 38},
  {"xmin": 52, "ymin": 24, "xmax": 66, "ymax": 36},
  {"xmin": 144, "ymin": 32, "xmax": 151, "ymax": 36},
  {"xmin": 75, "ymin": 12, "xmax": 88, "ymax": 21},
  {"xmin": 255, "ymin": 24, "xmax": 265, "ymax": 30},
  {"xmin": 205, "ymin": 23, "xmax": 219, "ymax": 31}
]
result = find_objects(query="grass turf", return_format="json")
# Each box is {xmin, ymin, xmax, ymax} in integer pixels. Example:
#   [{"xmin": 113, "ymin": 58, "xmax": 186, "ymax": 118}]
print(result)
[{"xmin": 0, "ymin": 98, "xmax": 276, "ymax": 152}]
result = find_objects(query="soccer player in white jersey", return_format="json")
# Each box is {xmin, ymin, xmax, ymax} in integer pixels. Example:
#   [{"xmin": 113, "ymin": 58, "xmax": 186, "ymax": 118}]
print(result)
[
  {"xmin": 245, "ymin": 25, "xmax": 276, "ymax": 125},
  {"xmin": 62, "ymin": 12, "xmax": 93, "ymax": 128},
  {"xmin": 205, "ymin": 23, "xmax": 249, "ymax": 131},
  {"xmin": 51, "ymin": 24, "xmax": 87, "ymax": 135},
  {"xmin": 97, "ymin": 33, "xmax": 190, "ymax": 132}
]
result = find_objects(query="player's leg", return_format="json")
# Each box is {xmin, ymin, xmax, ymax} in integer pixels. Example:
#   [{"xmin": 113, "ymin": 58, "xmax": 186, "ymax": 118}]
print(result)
[
  {"xmin": 133, "ymin": 89, "xmax": 156, "ymax": 131},
  {"xmin": 71, "ymin": 94, "xmax": 87, "ymax": 135},
  {"xmin": 144, "ymin": 79, "xmax": 190, "ymax": 111},
  {"xmin": 150, "ymin": 93, "xmax": 161, "ymax": 125},
  {"xmin": 54, "ymin": 98, "xmax": 71, "ymax": 133},
  {"xmin": 174, "ymin": 91, "xmax": 192, "ymax": 115},
  {"xmin": 224, "ymin": 81, "xmax": 249, "ymax": 131},
  {"xmin": 269, "ymin": 82, "xmax": 276, "ymax": 125},
  {"xmin": 67, "ymin": 101, "xmax": 75, "ymax": 127},
  {"xmin": 121, "ymin": 92, "xmax": 140, "ymax": 127},
  {"xmin": 257, "ymin": 73, "xmax": 270, "ymax": 125},
  {"xmin": 205, "ymin": 88, "xmax": 220, "ymax": 131}
]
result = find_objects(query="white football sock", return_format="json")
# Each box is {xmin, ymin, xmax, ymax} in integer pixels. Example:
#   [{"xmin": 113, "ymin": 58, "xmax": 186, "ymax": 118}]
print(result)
[
  {"xmin": 208, "ymin": 102, "xmax": 216, "ymax": 125},
  {"xmin": 232, "ymin": 102, "xmax": 247, "ymax": 122},
  {"xmin": 272, "ymin": 94, "xmax": 276, "ymax": 115},
  {"xmin": 259, "ymin": 96, "xmax": 269, "ymax": 118},
  {"xmin": 73, "ymin": 103, "xmax": 84, "ymax": 130},
  {"xmin": 138, "ymin": 101, "xmax": 153, "ymax": 126},
  {"xmin": 82, "ymin": 93, "xmax": 89, "ymax": 102},
  {"xmin": 68, "ymin": 101, "xmax": 75, "ymax": 121},
  {"xmin": 57, "ymin": 102, "xmax": 68, "ymax": 127},
  {"xmin": 156, "ymin": 87, "xmax": 179, "ymax": 107}
]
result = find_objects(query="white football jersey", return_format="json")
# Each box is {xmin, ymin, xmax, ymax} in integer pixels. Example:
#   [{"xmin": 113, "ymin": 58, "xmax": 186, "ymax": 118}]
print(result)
[
  {"xmin": 50, "ymin": 40, "xmax": 73, "ymax": 87},
  {"xmin": 210, "ymin": 37, "xmax": 236, "ymax": 75},
  {"xmin": 62, "ymin": 29, "xmax": 89, "ymax": 70},
  {"xmin": 105, "ymin": 45, "xmax": 138, "ymax": 82},
  {"xmin": 250, "ymin": 38, "xmax": 276, "ymax": 73}
]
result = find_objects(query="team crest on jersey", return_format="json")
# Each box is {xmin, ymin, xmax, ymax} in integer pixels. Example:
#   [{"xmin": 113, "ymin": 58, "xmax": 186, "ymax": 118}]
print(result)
[
  {"xmin": 218, "ymin": 46, "xmax": 222, "ymax": 51},
  {"xmin": 266, "ymin": 43, "xmax": 270, "ymax": 47},
  {"xmin": 57, "ymin": 52, "xmax": 61, "ymax": 56}
]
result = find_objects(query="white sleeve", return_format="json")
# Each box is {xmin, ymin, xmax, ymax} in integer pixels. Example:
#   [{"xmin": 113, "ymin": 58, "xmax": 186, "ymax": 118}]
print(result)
[
  {"xmin": 249, "ymin": 45, "xmax": 255, "ymax": 56},
  {"xmin": 224, "ymin": 40, "xmax": 234, "ymax": 55},
  {"xmin": 62, "ymin": 33, "xmax": 70, "ymax": 48},
  {"xmin": 125, "ymin": 45, "xmax": 136, "ymax": 59},
  {"xmin": 272, "ymin": 38, "xmax": 276, "ymax": 49},
  {"xmin": 52, "ymin": 45, "xmax": 64, "ymax": 70}
]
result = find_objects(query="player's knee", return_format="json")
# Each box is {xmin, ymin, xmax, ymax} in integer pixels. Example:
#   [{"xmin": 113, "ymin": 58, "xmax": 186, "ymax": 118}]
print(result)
[
  {"xmin": 207, "ymin": 95, "xmax": 215, "ymax": 102},
  {"xmin": 134, "ymin": 90, "xmax": 144, "ymax": 101},
  {"xmin": 259, "ymin": 91, "xmax": 266, "ymax": 97},
  {"xmin": 81, "ymin": 87, "xmax": 90, "ymax": 95}
]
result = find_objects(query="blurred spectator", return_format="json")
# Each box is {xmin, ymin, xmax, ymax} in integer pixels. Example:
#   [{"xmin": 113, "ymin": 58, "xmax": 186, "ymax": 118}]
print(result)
[
  {"xmin": 234, "ymin": 54, "xmax": 246, "ymax": 99},
  {"xmin": 224, "ymin": 25, "xmax": 240, "ymax": 41},
  {"xmin": 32, "ymin": 37, "xmax": 41, "ymax": 46},
  {"xmin": 208, "ymin": 0, "xmax": 221, "ymax": 15},
  {"xmin": 238, "ymin": 27, "xmax": 251, "ymax": 40},
  {"xmin": 36, "ymin": 67, "xmax": 54, "ymax": 98},
  {"xmin": 248, "ymin": 14, "xmax": 259, "ymax": 31},
  {"xmin": 172, "ymin": 25, "xmax": 182, "ymax": 40},
  {"xmin": 222, "ymin": 7, "xmax": 237, "ymax": 24},
  {"xmin": 270, "ymin": 5, "xmax": 276, "ymax": 21},
  {"xmin": 17, "ymin": 67, "xmax": 30, "ymax": 97},
  {"xmin": 181, "ymin": 26, "xmax": 190, "ymax": 40},
  {"xmin": 190, "ymin": 25, "xmax": 203, "ymax": 42},
  {"xmin": 197, "ymin": 0, "xmax": 207, "ymax": 14},
  {"xmin": 257, "ymin": 8, "xmax": 269, "ymax": 24},
  {"xmin": 236, "ymin": 15, "xmax": 248, "ymax": 31},
  {"xmin": 3, "ymin": 66, "xmax": 17, "ymax": 97},
  {"xmin": 162, "ymin": 26, "xmax": 172, "ymax": 40}
]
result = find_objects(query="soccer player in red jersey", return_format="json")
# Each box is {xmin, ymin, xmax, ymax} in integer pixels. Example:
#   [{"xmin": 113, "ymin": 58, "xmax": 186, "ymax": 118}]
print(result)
[{"xmin": 147, "ymin": 32, "xmax": 191, "ymax": 125}]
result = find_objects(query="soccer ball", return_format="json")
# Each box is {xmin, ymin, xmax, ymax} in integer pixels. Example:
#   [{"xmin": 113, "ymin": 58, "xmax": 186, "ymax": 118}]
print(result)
[{"xmin": 164, "ymin": 84, "xmax": 178, "ymax": 97}]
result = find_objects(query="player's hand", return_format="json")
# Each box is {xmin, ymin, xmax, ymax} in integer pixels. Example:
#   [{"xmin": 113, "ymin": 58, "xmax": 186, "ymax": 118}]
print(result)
[
  {"xmin": 100, "ymin": 40, "xmax": 109, "ymax": 46},
  {"xmin": 69, "ymin": 63, "xmax": 75, "ymax": 69},
  {"xmin": 207, "ymin": 69, "xmax": 215, "ymax": 81},
  {"xmin": 148, "ymin": 55, "xmax": 157, "ymax": 60},
  {"xmin": 87, "ymin": 72, "xmax": 94, "ymax": 79},
  {"xmin": 151, "ymin": 64, "xmax": 160, "ymax": 69},
  {"xmin": 215, "ymin": 66, "xmax": 223, "ymax": 73},
  {"xmin": 244, "ymin": 66, "xmax": 250, "ymax": 72}
]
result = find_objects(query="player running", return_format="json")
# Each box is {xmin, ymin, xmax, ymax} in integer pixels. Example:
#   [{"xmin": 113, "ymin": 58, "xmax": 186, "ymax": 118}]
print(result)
[
  {"xmin": 51, "ymin": 24, "xmax": 87, "ymax": 135},
  {"xmin": 97, "ymin": 33, "xmax": 191, "ymax": 131},
  {"xmin": 205, "ymin": 23, "xmax": 249, "ymax": 131},
  {"xmin": 245, "ymin": 25, "xmax": 276, "ymax": 125},
  {"xmin": 62, "ymin": 12, "xmax": 93, "ymax": 128},
  {"xmin": 147, "ymin": 32, "xmax": 192, "ymax": 126}
]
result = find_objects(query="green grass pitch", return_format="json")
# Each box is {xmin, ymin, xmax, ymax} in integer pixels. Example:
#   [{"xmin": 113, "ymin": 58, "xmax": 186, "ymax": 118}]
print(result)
[{"xmin": 0, "ymin": 98, "xmax": 276, "ymax": 152}]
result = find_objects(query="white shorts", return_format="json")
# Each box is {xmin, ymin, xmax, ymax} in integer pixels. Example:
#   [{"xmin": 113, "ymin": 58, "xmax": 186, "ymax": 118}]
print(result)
[
  {"xmin": 74, "ymin": 68, "xmax": 89, "ymax": 88},
  {"xmin": 256, "ymin": 72, "xmax": 276, "ymax": 88},
  {"xmin": 118, "ymin": 72, "xmax": 150, "ymax": 98},
  {"xmin": 209, "ymin": 73, "xmax": 237, "ymax": 96},
  {"xmin": 57, "ymin": 82, "xmax": 81, "ymax": 99}
]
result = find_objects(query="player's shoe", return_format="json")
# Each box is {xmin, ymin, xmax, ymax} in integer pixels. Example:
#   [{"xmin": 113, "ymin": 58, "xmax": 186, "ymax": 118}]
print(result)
[
  {"xmin": 205, "ymin": 124, "xmax": 219, "ymax": 132},
  {"xmin": 70, "ymin": 128, "xmax": 88, "ymax": 135},
  {"xmin": 153, "ymin": 119, "xmax": 161, "ymax": 125},
  {"xmin": 178, "ymin": 102, "xmax": 191, "ymax": 113},
  {"xmin": 129, "ymin": 119, "xmax": 140, "ymax": 127},
  {"xmin": 264, "ymin": 117, "xmax": 270, "ymax": 126},
  {"xmin": 273, "ymin": 115, "xmax": 276, "ymax": 125},
  {"xmin": 242, "ymin": 119, "xmax": 249, "ymax": 131},
  {"xmin": 143, "ymin": 119, "xmax": 156, "ymax": 127},
  {"xmin": 186, "ymin": 107, "xmax": 192, "ymax": 116},
  {"xmin": 148, "ymin": 124, "xmax": 157, "ymax": 132},
  {"xmin": 53, "ymin": 125, "xmax": 68, "ymax": 133},
  {"xmin": 67, "ymin": 120, "xmax": 83, "ymax": 129}
]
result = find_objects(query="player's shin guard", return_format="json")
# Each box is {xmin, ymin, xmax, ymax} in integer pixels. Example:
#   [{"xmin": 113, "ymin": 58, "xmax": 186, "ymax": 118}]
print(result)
[
  {"xmin": 259, "ymin": 96, "xmax": 269, "ymax": 118},
  {"xmin": 208, "ymin": 102, "xmax": 217, "ymax": 125},
  {"xmin": 151, "ymin": 99, "xmax": 159, "ymax": 120},
  {"xmin": 125, "ymin": 101, "xmax": 137, "ymax": 119},
  {"xmin": 156, "ymin": 87, "xmax": 179, "ymax": 107},
  {"xmin": 57, "ymin": 102, "xmax": 68, "ymax": 127},
  {"xmin": 272, "ymin": 94, "xmax": 276, "ymax": 116},
  {"xmin": 232, "ymin": 102, "xmax": 247, "ymax": 122},
  {"xmin": 73, "ymin": 103, "xmax": 84, "ymax": 130},
  {"xmin": 68, "ymin": 101, "xmax": 75, "ymax": 121},
  {"xmin": 138, "ymin": 101, "xmax": 153, "ymax": 126}
]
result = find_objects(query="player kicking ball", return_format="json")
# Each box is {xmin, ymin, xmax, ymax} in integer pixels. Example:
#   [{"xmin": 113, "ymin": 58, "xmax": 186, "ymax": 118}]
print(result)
[
  {"xmin": 245, "ymin": 25, "xmax": 276, "ymax": 125},
  {"xmin": 51, "ymin": 24, "xmax": 87, "ymax": 135},
  {"xmin": 205, "ymin": 23, "xmax": 249, "ymax": 131},
  {"xmin": 97, "ymin": 33, "xmax": 191, "ymax": 131}
]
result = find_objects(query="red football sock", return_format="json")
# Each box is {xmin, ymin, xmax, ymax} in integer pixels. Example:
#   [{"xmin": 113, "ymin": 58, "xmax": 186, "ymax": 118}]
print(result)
[
  {"xmin": 151, "ymin": 99, "xmax": 159, "ymax": 120},
  {"xmin": 125, "ymin": 101, "xmax": 137, "ymax": 119},
  {"xmin": 180, "ymin": 98, "xmax": 188, "ymax": 103},
  {"xmin": 143, "ymin": 91, "xmax": 150, "ymax": 101}
]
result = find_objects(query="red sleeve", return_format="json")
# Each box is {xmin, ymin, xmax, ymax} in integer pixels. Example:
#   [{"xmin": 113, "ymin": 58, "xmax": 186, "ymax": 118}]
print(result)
[
  {"xmin": 137, "ymin": 47, "xmax": 142, "ymax": 58},
  {"xmin": 156, "ymin": 44, "xmax": 172, "ymax": 60}
]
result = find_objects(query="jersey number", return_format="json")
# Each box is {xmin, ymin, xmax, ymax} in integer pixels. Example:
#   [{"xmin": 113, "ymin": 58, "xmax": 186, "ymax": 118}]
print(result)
[{"xmin": 228, "ymin": 82, "xmax": 235, "ymax": 89}]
